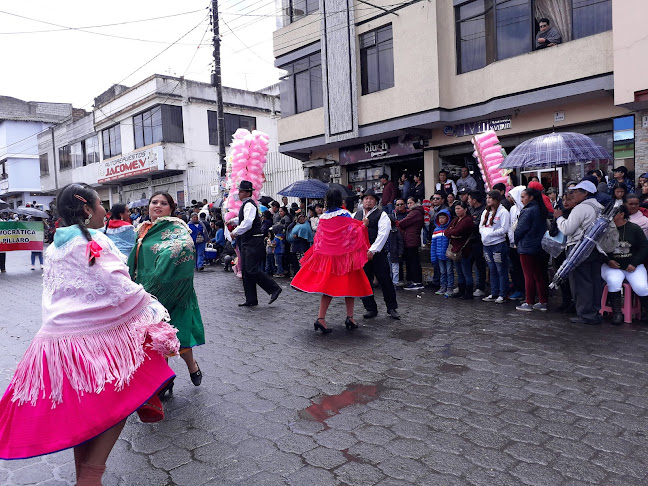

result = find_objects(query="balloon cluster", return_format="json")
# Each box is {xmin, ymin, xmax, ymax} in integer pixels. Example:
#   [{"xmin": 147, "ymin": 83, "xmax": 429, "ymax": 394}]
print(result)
[
  {"xmin": 224, "ymin": 128, "xmax": 270, "ymax": 221},
  {"xmin": 472, "ymin": 130, "xmax": 512, "ymax": 193}
]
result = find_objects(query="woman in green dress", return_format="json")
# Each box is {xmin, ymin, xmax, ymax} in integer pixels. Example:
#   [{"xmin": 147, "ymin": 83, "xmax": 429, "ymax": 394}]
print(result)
[{"xmin": 128, "ymin": 192, "xmax": 205, "ymax": 396}]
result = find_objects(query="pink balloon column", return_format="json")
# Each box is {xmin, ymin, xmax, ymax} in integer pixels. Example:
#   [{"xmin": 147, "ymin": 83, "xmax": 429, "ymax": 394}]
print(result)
[
  {"xmin": 224, "ymin": 128, "xmax": 270, "ymax": 216},
  {"xmin": 471, "ymin": 130, "xmax": 512, "ymax": 193}
]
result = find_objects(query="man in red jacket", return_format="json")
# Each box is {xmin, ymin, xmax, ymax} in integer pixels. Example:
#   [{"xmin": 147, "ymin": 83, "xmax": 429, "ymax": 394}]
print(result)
[
  {"xmin": 380, "ymin": 174, "xmax": 398, "ymax": 215},
  {"xmin": 396, "ymin": 197, "xmax": 426, "ymax": 290}
]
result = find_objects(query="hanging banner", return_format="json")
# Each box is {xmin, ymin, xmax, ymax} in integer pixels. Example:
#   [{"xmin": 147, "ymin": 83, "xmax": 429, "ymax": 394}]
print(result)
[
  {"xmin": 98, "ymin": 146, "xmax": 164, "ymax": 183},
  {"xmin": 0, "ymin": 221, "xmax": 44, "ymax": 251}
]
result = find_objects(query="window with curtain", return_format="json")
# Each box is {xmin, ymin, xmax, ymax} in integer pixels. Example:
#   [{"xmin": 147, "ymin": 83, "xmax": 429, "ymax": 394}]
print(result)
[
  {"xmin": 133, "ymin": 105, "xmax": 184, "ymax": 149},
  {"xmin": 288, "ymin": 0, "xmax": 319, "ymax": 24},
  {"xmin": 102, "ymin": 125, "xmax": 121, "ymax": 159},
  {"xmin": 360, "ymin": 24, "xmax": 395, "ymax": 95},
  {"xmin": 39, "ymin": 153, "xmax": 49, "ymax": 176},
  {"xmin": 278, "ymin": 52, "xmax": 323, "ymax": 116},
  {"xmin": 84, "ymin": 136, "xmax": 100, "ymax": 164},
  {"xmin": 71, "ymin": 141, "xmax": 85, "ymax": 168},
  {"xmin": 58, "ymin": 145, "xmax": 72, "ymax": 170},
  {"xmin": 534, "ymin": 0, "xmax": 611, "ymax": 42}
]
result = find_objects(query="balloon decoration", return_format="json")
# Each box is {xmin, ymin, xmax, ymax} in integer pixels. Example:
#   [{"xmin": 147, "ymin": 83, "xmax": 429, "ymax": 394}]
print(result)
[
  {"xmin": 223, "ymin": 128, "xmax": 271, "ymax": 216},
  {"xmin": 471, "ymin": 130, "xmax": 513, "ymax": 193}
]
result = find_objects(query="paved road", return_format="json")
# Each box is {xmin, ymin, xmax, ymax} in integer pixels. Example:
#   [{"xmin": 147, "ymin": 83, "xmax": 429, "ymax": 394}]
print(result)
[{"xmin": 1, "ymin": 249, "xmax": 648, "ymax": 485}]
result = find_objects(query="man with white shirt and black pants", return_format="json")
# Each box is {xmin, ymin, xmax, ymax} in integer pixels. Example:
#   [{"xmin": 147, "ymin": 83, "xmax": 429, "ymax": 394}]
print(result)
[
  {"xmin": 354, "ymin": 189, "xmax": 400, "ymax": 320},
  {"xmin": 231, "ymin": 180, "xmax": 282, "ymax": 307}
]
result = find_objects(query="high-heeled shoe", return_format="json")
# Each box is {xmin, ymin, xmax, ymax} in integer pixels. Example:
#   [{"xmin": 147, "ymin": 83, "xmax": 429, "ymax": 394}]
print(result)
[
  {"xmin": 345, "ymin": 316, "xmax": 358, "ymax": 330},
  {"xmin": 314, "ymin": 317, "xmax": 332, "ymax": 334},
  {"xmin": 190, "ymin": 362, "xmax": 202, "ymax": 386},
  {"xmin": 158, "ymin": 376, "xmax": 175, "ymax": 399}
]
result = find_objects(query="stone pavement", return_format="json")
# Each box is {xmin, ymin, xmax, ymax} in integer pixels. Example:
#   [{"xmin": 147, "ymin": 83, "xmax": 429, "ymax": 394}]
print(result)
[{"xmin": 1, "ymin": 249, "xmax": 648, "ymax": 485}]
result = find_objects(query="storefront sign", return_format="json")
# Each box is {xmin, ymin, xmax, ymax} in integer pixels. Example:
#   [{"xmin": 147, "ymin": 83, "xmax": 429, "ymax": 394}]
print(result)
[
  {"xmin": 0, "ymin": 221, "xmax": 44, "ymax": 251},
  {"xmin": 339, "ymin": 137, "xmax": 420, "ymax": 166},
  {"xmin": 444, "ymin": 115, "xmax": 512, "ymax": 138},
  {"xmin": 98, "ymin": 146, "xmax": 164, "ymax": 183}
]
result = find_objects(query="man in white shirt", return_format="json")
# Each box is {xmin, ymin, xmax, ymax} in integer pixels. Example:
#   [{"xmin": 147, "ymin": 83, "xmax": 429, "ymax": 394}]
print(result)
[
  {"xmin": 231, "ymin": 180, "xmax": 282, "ymax": 307},
  {"xmin": 353, "ymin": 189, "xmax": 399, "ymax": 319},
  {"xmin": 435, "ymin": 170, "xmax": 457, "ymax": 196}
]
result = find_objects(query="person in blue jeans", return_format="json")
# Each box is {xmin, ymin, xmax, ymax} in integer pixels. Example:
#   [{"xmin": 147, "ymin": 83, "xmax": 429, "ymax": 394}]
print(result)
[
  {"xmin": 444, "ymin": 201, "xmax": 475, "ymax": 299},
  {"xmin": 272, "ymin": 224, "xmax": 285, "ymax": 277},
  {"xmin": 188, "ymin": 213, "xmax": 207, "ymax": 271},
  {"xmin": 479, "ymin": 190, "xmax": 511, "ymax": 303},
  {"xmin": 430, "ymin": 209, "xmax": 453, "ymax": 297}
]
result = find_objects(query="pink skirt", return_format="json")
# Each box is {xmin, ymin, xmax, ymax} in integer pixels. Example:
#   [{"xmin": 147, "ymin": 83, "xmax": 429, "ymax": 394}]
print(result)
[{"xmin": 0, "ymin": 348, "xmax": 174, "ymax": 460}]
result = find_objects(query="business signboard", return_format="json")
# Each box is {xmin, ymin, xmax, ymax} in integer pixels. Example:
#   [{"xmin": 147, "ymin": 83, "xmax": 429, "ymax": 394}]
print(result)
[{"xmin": 98, "ymin": 146, "xmax": 164, "ymax": 183}]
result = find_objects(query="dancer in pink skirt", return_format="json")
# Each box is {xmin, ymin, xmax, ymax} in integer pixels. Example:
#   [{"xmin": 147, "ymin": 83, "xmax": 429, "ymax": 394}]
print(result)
[{"xmin": 0, "ymin": 183, "xmax": 179, "ymax": 485}]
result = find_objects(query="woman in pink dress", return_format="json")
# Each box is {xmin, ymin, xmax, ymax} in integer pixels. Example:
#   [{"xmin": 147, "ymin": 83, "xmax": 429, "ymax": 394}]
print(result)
[{"xmin": 0, "ymin": 183, "xmax": 179, "ymax": 485}]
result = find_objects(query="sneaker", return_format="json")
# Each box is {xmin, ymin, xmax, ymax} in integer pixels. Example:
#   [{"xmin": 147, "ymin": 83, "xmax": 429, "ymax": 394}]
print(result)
[
  {"xmin": 473, "ymin": 289, "xmax": 486, "ymax": 298},
  {"xmin": 516, "ymin": 303, "xmax": 533, "ymax": 312},
  {"xmin": 30, "ymin": 265, "xmax": 35, "ymax": 270},
  {"xmin": 273, "ymin": 274, "xmax": 285, "ymax": 278},
  {"xmin": 533, "ymin": 302, "xmax": 548, "ymax": 312},
  {"xmin": 509, "ymin": 291, "xmax": 525, "ymax": 301},
  {"xmin": 404, "ymin": 283, "xmax": 424, "ymax": 291},
  {"xmin": 396, "ymin": 281, "xmax": 407, "ymax": 288},
  {"xmin": 443, "ymin": 292, "xmax": 453, "ymax": 299},
  {"xmin": 495, "ymin": 296, "xmax": 507, "ymax": 304},
  {"xmin": 482, "ymin": 294, "xmax": 496, "ymax": 302},
  {"xmin": 435, "ymin": 288, "xmax": 447, "ymax": 296}
]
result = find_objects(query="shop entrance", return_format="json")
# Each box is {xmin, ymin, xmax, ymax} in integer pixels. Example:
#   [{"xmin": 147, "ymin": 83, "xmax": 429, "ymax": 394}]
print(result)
[
  {"xmin": 440, "ymin": 153, "xmax": 485, "ymax": 191},
  {"xmin": 520, "ymin": 168, "xmax": 563, "ymax": 195}
]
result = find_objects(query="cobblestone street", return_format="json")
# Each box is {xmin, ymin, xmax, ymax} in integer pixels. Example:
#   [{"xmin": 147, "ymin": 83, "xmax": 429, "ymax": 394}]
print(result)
[{"xmin": 1, "ymin": 250, "xmax": 648, "ymax": 485}]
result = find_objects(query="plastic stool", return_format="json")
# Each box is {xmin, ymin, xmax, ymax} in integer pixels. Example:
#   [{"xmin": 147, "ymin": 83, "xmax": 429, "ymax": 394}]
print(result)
[{"xmin": 600, "ymin": 283, "xmax": 641, "ymax": 324}]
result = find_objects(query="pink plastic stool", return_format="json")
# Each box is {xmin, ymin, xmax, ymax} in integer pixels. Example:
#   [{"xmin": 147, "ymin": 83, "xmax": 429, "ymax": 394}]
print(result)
[{"xmin": 600, "ymin": 283, "xmax": 641, "ymax": 324}]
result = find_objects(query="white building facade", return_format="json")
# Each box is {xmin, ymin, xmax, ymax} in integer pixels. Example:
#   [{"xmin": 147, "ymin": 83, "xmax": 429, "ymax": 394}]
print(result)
[{"xmin": 39, "ymin": 75, "xmax": 303, "ymax": 208}]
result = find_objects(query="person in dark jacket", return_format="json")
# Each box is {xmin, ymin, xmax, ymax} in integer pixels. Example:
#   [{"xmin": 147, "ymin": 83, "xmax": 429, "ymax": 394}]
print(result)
[
  {"xmin": 514, "ymin": 187, "xmax": 550, "ymax": 311},
  {"xmin": 468, "ymin": 190, "xmax": 487, "ymax": 296},
  {"xmin": 601, "ymin": 205, "xmax": 648, "ymax": 324},
  {"xmin": 444, "ymin": 201, "xmax": 475, "ymax": 299},
  {"xmin": 396, "ymin": 196, "xmax": 425, "ymax": 290},
  {"xmin": 430, "ymin": 209, "xmax": 453, "ymax": 297},
  {"xmin": 380, "ymin": 174, "xmax": 398, "ymax": 214},
  {"xmin": 410, "ymin": 173, "xmax": 425, "ymax": 203}
]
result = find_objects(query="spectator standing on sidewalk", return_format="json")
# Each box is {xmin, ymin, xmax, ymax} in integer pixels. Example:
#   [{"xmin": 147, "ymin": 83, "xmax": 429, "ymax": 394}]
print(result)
[
  {"xmin": 188, "ymin": 213, "xmax": 207, "ymax": 272},
  {"xmin": 430, "ymin": 209, "xmax": 453, "ymax": 297},
  {"xmin": 379, "ymin": 174, "xmax": 398, "ymax": 215},
  {"xmin": 479, "ymin": 190, "xmax": 511, "ymax": 303},
  {"xmin": 397, "ymin": 197, "xmax": 425, "ymax": 290},
  {"xmin": 444, "ymin": 201, "xmax": 475, "ymax": 299},
  {"xmin": 389, "ymin": 198, "xmax": 408, "ymax": 286},
  {"xmin": 507, "ymin": 186, "xmax": 526, "ymax": 302},
  {"xmin": 468, "ymin": 190, "xmax": 487, "ymax": 297}
]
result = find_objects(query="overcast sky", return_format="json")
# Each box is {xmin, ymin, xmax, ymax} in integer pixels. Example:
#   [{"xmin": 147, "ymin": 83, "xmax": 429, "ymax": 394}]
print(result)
[{"xmin": 0, "ymin": 0, "xmax": 282, "ymax": 108}]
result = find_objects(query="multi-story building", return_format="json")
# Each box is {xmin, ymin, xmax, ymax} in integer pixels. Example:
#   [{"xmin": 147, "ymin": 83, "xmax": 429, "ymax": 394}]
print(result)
[
  {"xmin": 0, "ymin": 96, "xmax": 72, "ymax": 208},
  {"xmin": 38, "ymin": 75, "xmax": 303, "ymax": 208},
  {"xmin": 273, "ymin": 0, "xmax": 647, "ymax": 196}
]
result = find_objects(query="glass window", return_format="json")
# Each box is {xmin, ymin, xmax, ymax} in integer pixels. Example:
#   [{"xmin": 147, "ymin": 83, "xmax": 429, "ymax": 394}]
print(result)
[
  {"xmin": 572, "ymin": 0, "xmax": 612, "ymax": 39},
  {"xmin": 102, "ymin": 125, "xmax": 121, "ymax": 159},
  {"xmin": 224, "ymin": 114, "xmax": 256, "ymax": 143},
  {"xmin": 71, "ymin": 141, "xmax": 84, "ymax": 169},
  {"xmin": 84, "ymin": 136, "xmax": 100, "ymax": 164},
  {"xmin": 288, "ymin": 0, "xmax": 318, "ymax": 24},
  {"xmin": 133, "ymin": 105, "xmax": 182, "ymax": 149},
  {"xmin": 613, "ymin": 115, "xmax": 635, "ymax": 169},
  {"xmin": 360, "ymin": 24, "xmax": 395, "ymax": 95},
  {"xmin": 496, "ymin": 0, "xmax": 531, "ymax": 60},
  {"xmin": 456, "ymin": 2, "xmax": 489, "ymax": 73},
  {"xmin": 39, "ymin": 153, "xmax": 49, "ymax": 176},
  {"xmin": 207, "ymin": 110, "xmax": 219, "ymax": 145},
  {"xmin": 278, "ymin": 52, "xmax": 323, "ymax": 115},
  {"xmin": 59, "ymin": 145, "xmax": 72, "ymax": 170}
]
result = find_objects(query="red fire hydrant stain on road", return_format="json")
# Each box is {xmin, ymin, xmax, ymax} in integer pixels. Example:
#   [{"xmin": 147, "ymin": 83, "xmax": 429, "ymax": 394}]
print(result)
[{"xmin": 300, "ymin": 384, "xmax": 380, "ymax": 423}]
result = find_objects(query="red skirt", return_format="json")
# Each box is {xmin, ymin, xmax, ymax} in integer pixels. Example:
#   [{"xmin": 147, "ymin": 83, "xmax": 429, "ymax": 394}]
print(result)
[{"xmin": 291, "ymin": 261, "xmax": 373, "ymax": 298}]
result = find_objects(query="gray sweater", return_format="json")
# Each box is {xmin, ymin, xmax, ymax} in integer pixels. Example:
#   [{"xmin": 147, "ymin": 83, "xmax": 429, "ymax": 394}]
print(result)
[{"xmin": 556, "ymin": 198, "xmax": 603, "ymax": 248}]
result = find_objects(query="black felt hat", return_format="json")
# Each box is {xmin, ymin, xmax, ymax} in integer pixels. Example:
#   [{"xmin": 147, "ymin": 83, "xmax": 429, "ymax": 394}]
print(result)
[{"xmin": 239, "ymin": 180, "xmax": 254, "ymax": 191}]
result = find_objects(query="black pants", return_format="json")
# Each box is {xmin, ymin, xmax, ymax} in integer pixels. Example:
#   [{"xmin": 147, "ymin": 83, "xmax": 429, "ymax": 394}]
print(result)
[
  {"xmin": 361, "ymin": 251, "xmax": 398, "ymax": 312},
  {"xmin": 569, "ymin": 251, "xmax": 604, "ymax": 322},
  {"xmin": 403, "ymin": 247, "xmax": 422, "ymax": 284},
  {"xmin": 240, "ymin": 236, "xmax": 280, "ymax": 304},
  {"xmin": 473, "ymin": 242, "xmax": 486, "ymax": 291},
  {"xmin": 0, "ymin": 252, "xmax": 5, "ymax": 272},
  {"xmin": 509, "ymin": 247, "xmax": 525, "ymax": 293}
]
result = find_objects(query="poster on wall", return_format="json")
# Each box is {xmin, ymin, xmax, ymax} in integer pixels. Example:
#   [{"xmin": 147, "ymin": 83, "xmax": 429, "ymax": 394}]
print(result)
[
  {"xmin": 176, "ymin": 190, "xmax": 185, "ymax": 209},
  {"xmin": 0, "ymin": 221, "xmax": 44, "ymax": 252}
]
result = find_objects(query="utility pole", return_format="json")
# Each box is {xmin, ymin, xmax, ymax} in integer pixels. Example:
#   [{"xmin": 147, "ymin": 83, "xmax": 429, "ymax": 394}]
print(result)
[{"xmin": 211, "ymin": 0, "xmax": 227, "ymax": 177}]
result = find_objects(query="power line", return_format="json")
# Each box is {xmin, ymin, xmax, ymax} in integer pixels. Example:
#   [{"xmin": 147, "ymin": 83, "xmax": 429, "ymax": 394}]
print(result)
[
  {"xmin": 0, "ymin": 8, "xmax": 209, "ymax": 45},
  {"xmin": 0, "ymin": 8, "xmax": 207, "ymax": 35}
]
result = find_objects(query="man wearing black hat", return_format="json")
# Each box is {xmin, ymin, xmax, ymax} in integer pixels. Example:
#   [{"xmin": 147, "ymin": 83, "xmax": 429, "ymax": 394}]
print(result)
[
  {"xmin": 607, "ymin": 166, "xmax": 635, "ymax": 195},
  {"xmin": 354, "ymin": 188, "xmax": 399, "ymax": 319},
  {"xmin": 231, "ymin": 180, "xmax": 282, "ymax": 307}
]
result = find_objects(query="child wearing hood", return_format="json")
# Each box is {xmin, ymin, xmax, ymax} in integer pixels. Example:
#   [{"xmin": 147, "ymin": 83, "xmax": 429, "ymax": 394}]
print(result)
[
  {"xmin": 430, "ymin": 209, "xmax": 454, "ymax": 297},
  {"xmin": 507, "ymin": 186, "xmax": 527, "ymax": 301}
]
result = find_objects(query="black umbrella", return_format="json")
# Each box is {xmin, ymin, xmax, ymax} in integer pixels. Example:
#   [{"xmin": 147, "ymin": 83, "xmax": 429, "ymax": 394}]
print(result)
[
  {"xmin": 12, "ymin": 207, "xmax": 49, "ymax": 218},
  {"xmin": 259, "ymin": 195, "xmax": 274, "ymax": 206},
  {"xmin": 328, "ymin": 183, "xmax": 354, "ymax": 197}
]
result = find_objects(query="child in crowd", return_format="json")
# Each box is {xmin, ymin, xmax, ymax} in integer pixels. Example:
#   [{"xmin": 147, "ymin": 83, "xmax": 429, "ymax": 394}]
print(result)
[
  {"xmin": 265, "ymin": 229, "xmax": 276, "ymax": 275},
  {"xmin": 430, "ymin": 209, "xmax": 453, "ymax": 297},
  {"xmin": 272, "ymin": 224, "xmax": 285, "ymax": 277}
]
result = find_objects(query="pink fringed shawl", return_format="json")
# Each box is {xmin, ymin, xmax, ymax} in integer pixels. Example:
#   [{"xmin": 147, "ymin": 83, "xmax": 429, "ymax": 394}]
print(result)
[
  {"xmin": 10, "ymin": 231, "xmax": 179, "ymax": 408},
  {"xmin": 299, "ymin": 213, "xmax": 370, "ymax": 275}
]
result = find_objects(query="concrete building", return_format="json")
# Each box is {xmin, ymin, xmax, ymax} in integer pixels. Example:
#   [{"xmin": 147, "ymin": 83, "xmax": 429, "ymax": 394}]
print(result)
[
  {"xmin": 273, "ymin": 0, "xmax": 646, "ymax": 197},
  {"xmin": 38, "ymin": 75, "xmax": 303, "ymax": 208},
  {"xmin": 0, "ymin": 97, "xmax": 72, "ymax": 209}
]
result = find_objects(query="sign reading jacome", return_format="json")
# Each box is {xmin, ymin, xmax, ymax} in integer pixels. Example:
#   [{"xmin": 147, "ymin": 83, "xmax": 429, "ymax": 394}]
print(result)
[{"xmin": 98, "ymin": 146, "xmax": 164, "ymax": 183}]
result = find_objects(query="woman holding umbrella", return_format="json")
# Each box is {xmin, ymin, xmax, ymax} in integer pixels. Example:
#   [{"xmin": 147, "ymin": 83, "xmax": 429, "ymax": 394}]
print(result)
[{"xmin": 291, "ymin": 189, "xmax": 372, "ymax": 333}]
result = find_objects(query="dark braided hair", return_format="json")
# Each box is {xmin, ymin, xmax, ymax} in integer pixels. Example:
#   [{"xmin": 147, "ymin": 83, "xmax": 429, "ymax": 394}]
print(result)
[
  {"xmin": 104, "ymin": 203, "xmax": 128, "ymax": 232},
  {"xmin": 56, "ymin": 183, "xmax": 99, "ymax": 266}
]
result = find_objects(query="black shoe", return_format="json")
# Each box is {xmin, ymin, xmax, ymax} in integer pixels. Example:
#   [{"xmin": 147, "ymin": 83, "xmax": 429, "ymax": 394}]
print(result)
[
  {"xmin": 190, "ymin": 362, "xmax": 202, "ymax": 386},
  {"xmin": 363, "ymin": 310, "xmax": 378, "ymax": 319},
  {"xmin": 314, "ymin": 318, "xmax": 332, "ymax": 334},
  {"xmin": 269, "ymin": 287, "xmax": 282, "ymax": 305},
  {"xmin": 558, "ymin": 301, "xmax": 575, "ymax": 313},
  {"xmin": 570, "ymin": 316, "xmax": 601, "ymax": 325},
  {"xmin": 345, "ymin": 316, "xmax": 359, "ymax": 330},
  {"xmin": 238, "ymin": 302, "xmax": 258, "ymax": 307},
  {"xmin": 387, "ymin": 309, "xmax": 400, "ymax": 320},
  {"xmin": 158, "ymin": 377, "xmax": 175, "ymax": 400}
]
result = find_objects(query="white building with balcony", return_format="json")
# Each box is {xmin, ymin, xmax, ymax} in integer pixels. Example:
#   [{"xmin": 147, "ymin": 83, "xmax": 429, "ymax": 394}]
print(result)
[
  {"xmin": 39, "ymin": 75, "xmax": 303, "ymax": 208},
  {"xmin": 0, "ymin": 96, "xmax": 72, "ymax": 208}
]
